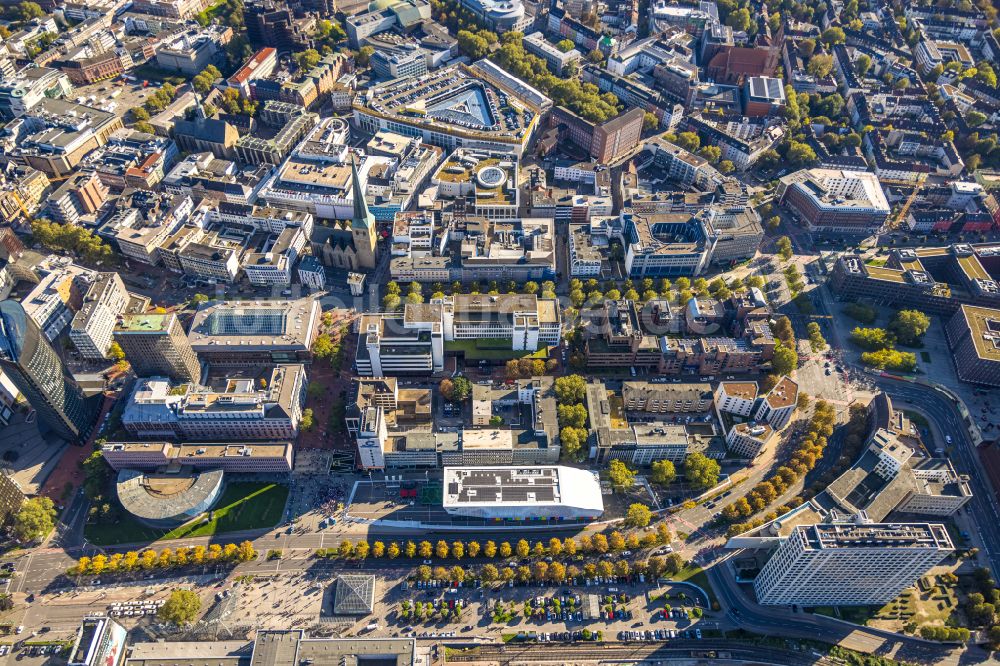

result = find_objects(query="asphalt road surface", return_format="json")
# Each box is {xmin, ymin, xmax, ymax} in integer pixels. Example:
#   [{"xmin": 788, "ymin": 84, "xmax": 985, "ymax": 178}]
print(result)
[
  {"xmin": 707, "ymin": 555, "xmax": 969, "ymax": 665},
  {"xmin": 874, "ymin": 378, "xmax": 1000, "ymax": 575}
]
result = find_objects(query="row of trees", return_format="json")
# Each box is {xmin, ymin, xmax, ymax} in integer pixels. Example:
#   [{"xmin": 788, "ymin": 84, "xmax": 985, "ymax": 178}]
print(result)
[
  {"xmin": 31, "ymin": 219, "xmax": 114, "ymax": 265},
  {"xmin": 315, "ymin": 527, "xmax": 674, "ymax": 563},
  {"xmin": 73, "ymin": 542, "xmax": 257, "ymax": 576},
  {"xmin": 724, "ymin": 400, "xmax": 835, "ymax": 527},
  {"xmin": 569, "ymin": 274, "xmax": 765, "ymax": 311},
  {"xmin": 383, "ymin": 280, "xmax": 558, "ymax": 307},
  {"xmin": 555, "ymin": 375, "xmax": 588, "ymax": 460},
  {"xmin": 411, "ymin": 550, "xmax": 686, "ymax": 587}
]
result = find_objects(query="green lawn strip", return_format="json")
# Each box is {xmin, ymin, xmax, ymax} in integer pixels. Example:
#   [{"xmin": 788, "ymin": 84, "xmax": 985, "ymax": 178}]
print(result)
[
  {"xmin": 84, "ymin": 482, "xmax": 288, "ymax": 546},
  {"xmin": 671, "ymin": 564, "xmax": 718, "ymax": 608},
  {"xmin": 444, "ymin": 339, "xmax": 550, "ymax": 360},
  {"xmin": 161, "ymin": 483, "xmax": 288, "ymax": 540}
]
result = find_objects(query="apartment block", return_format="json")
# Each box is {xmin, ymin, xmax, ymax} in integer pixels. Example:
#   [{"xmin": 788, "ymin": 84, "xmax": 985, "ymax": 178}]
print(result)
[
  {"xmin": 752, "ymin": 375, "xmax": 798, "ymax": 430},
  {"xmin": 725, "ymin": 422, "xmax": 775, "ymax": 458}
]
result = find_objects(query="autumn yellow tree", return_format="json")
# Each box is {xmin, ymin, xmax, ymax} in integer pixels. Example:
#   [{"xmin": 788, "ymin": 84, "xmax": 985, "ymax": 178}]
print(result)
[{"xmin": 388, "ymin": 542, "xmax": 401, "ymax": 559}]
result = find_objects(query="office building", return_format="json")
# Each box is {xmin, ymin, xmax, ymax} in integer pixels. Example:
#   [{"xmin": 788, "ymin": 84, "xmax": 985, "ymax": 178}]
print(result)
[
  {"xmin": 101, "ymin": 441, "xmax": 294, "ymax": 473},
  {"xmin": 353, "ymin": 64, "xmax": 545, "ymax": 158},
  {"xmin": 123, "ymin": 633, "xmax": 420, "ymax": 666},
  {"xmin": 945, "ymin": 305, "xmax": 1000, "ymax": 387},
  {"xmin": 831, "ymin": 244, "xmax": 1000, "ymax": 316},
  {"xmin": 121, "ymin": 365, "xmax": 306, "ymax": 441},
  {"xmin": 114, "ymin": 313, "xmax": 201, "ymax": 383},
  {"xmin": 442, "ymin": 466, "xmax": 603, "ymax": 520},
  {"xmin": 725, "ymin": 422, "xmax": 775, "ymax": 458},
  {"xmin": 47, "ymin": 171, "xmax": 110, "ymax": 224},
  {"xmin": 456, "ymin": 0, "xmax": 529, "ymax": 31},
  {"xmin": 69, "ymin": 273, "xmax": 129, "ymax": 361},
  {"xmin": 370, "ymin": 43, "xmax": 429, "ymax": 80},
  {"xmin": 355, "ymin": 295, "xmax": 561, "ymax": 376},
  {"xmin": 0, "ymin": 300, "xmax": 95, "ymax": 442},
  {"xmin": 753, "ymin": 520, "xmax": 954, "ymax": 606},
  {"xmin": 549, "ymin": 106, "xmax": 645, "ymax": 164},
  {"xmin": 186, "ymin": 297, "xmax": 320, "ymax": 366},
  {"xmin": 69, "ymin": 616, "xmax": 127, "ymax": 666},
  {"xmin": 776, "ymin": 168, "xmax": 891, "ymax": 235}
]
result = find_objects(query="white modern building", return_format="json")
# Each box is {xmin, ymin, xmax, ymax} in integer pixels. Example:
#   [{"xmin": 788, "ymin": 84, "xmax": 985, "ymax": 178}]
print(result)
[
  {"xmin": 753, "ymin": 520, "xmax": 954, "ymax": 606},
  {"xmin": 442, "ymin": 466, "xmax": 604, "ymax": 520}
]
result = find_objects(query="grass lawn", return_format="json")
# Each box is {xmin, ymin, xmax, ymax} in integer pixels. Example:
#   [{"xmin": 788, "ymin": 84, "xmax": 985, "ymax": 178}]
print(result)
[
  {"xmin": 85, "ymin": 482, "xmax": 288, "ymax": 546},
  {"xmin": 672, "ymin": 564, "xmax": 719, "ymax": 608},
  {"xmin": 444, "ymin": 339, "xmax": 550, "ymax": 361}
]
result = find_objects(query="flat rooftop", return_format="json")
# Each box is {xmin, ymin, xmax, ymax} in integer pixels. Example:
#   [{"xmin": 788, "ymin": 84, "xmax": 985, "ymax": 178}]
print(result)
[
  {"xmin": 957, "ymin": 305, "xmax": 1000, "ymax": 362},
  {"xmin": 188, "ymin": 297, "xmax": 319, "ymax": 350}
]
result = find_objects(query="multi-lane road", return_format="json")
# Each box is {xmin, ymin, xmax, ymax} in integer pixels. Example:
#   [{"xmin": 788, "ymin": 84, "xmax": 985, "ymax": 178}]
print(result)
[
  {"xmin": 873, "ymin": 378, "xmax": 1000, "ymax": 575},
  {"xmin": 707, "ymin": 555, "xmax": 971, "ymax": 665}
]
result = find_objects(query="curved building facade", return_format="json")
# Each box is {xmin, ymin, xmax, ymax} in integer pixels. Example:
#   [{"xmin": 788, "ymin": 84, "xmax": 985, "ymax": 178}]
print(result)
[{"xmin": 116, "ymin": 468, "xmax": 225, "ymax": 528}]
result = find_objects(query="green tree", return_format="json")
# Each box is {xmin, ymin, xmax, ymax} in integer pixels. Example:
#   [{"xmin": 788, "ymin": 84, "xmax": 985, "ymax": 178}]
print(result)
[
  {"xmin": 15, "ymin": 1, "xmax": 44, "ymax": 21},
  {"xmin": 844, "ymin": 302, "xmax": 877, "ymax": 324},
  {"xmin": 300, "ymin": 408, "xmax": 315, "ymax": 431},
  {"xmin": 675, "ymin": 131, "xmax": 700, "ymax": 152},
  {"xmin": 860, "ymin": 348, "xmax": 917, "ymax": 371},
  {"xmin": 108, "ymin": 341, "xmax": 125, "ymax": 362},
  {"xmin": 888, "ymin": 310, "xmax": 930, "ymax": 346},
  {"xmin": 798, "ymin": 39, "xmax": 816, "ymax": 58},
  {"xmin": 312, "ymin": 333, "xmax": 335, "ymax": 358},
  {"xmin": 157, "ymin": 589, "xmax": 201, "ymax": 625},
  {"xmin": 820, "ymin": 27, "xmax": 846, "ymax": 46},
  {"xmin": 806, "ymin": 54, "xmax": 834, "ymax": 78},
  {"xmin": 643, "ymin": 112, "xmax": 659, "ymax": 131},
  {"xmin": 725, "ymin": 7, "xmax": 751, "ymax": 31},
  {"xmin": 650, "ymin": 459, "xmax": 676, "ymax": 486},
  {"xmin": 556, "ymin": 38, "xmax": 575, "ymax": 52},
  {"xmin": 855, "ymin": 54, "xmax": 872, "ymax": 77},
  {"xmin": 625, "ymin": 503, "xmax": 652, "ymax": 527},
  {"xmin": 356, "ymin": 46, "xmax": 375, "ymax": 67},
  {"xmin": 683, "ymin": 453, "xmax": 720, "ymax": 490},
  {"xmin": 608, "ymin": 460, "xmax": 636, "ymax": 489},
  {"xmin": 786, "ymin": 141, "xmax": 817, "ymax": 166},
  {"xmin": 807, "ymin": 322, "xmax": 827, "ymax": 352},
  {"xmin": 850, "ymin": 327, "xmax": 891, "ymax": 351},
  {"xmin": 554, "ymin": 375, "xmax": 586, "ymax": 405},
  {"xmin": 294, "ymin": 49, "xmax": 321, "ymax": 70},
  {"xmin": 772, "ymin": 342, "xmax": 798, "ymax": 375},
  {"xmin": 13, "ymin": 497, "xmax": 55, "ymax": 542},
  {"xmin": 776, "ymin": 236, "xmax": 793, "ymax": 261},
  {"xmin": 450, "ymin": 376, "xmax": 472, "ymax": 401},
  {"xmin": 457, "ymin": 29, "xmax": 490, "ymax": 59}
]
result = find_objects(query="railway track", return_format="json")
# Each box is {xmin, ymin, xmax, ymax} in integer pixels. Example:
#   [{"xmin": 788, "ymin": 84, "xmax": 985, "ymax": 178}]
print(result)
[{"xmin": 445, "ymin": 640, "xmax": 830, "ymax": 666}]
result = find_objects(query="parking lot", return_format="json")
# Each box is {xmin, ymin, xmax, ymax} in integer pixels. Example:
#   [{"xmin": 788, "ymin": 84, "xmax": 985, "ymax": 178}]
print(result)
[{"xmin": 382, "ymin": 576, "xmax": 715, "ymax": 643}]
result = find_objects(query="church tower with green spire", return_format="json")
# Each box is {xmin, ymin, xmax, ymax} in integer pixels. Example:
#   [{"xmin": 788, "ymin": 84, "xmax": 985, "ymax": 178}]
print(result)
[{"xmin": 350, "ymin": 156, "xmax": 377, "ymax": 270}]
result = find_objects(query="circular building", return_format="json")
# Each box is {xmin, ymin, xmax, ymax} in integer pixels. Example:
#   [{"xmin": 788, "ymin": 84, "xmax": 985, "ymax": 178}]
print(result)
[{"xmin": 116, "ymin": 469, "xmax": 225, "ymax": 528}]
